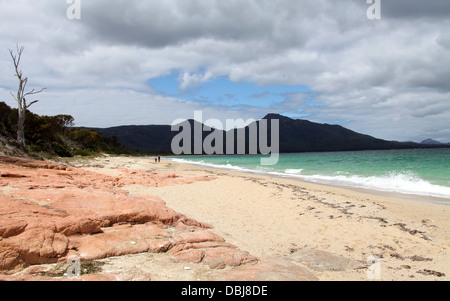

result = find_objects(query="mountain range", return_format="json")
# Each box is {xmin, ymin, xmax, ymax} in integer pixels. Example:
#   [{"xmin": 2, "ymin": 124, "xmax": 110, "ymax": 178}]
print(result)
[
  {"xmin": 420, "ymin": 138, "xmax": 450, "ymax": 145},
  {"xmin": 87, "ymin": 113, "xmax": 449, "ymax": 154}
]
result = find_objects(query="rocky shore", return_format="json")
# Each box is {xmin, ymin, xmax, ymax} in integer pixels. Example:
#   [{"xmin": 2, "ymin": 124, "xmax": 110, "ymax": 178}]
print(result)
[
  {"xmin": 1, "ymin": 155, "xmax": 448, "ymax": 281},
  {"xmin": 0, "ymin": 155, "xmax": 320, "ymax": 281}
]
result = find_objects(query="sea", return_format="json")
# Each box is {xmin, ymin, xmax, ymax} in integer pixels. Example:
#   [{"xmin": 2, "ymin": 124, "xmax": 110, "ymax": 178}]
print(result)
[{"xmin": 167, "ymin": 148, "xmax": 450, "ymax": 204}]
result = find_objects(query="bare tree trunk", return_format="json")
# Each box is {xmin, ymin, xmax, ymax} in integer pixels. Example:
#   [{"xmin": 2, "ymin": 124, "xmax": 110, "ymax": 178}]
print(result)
[
  {"xmin": 17, "ymin": 104, "xmax": 26, "ymax": 146},
  {"xmin": 9, "ymin": 45, "xmax": 46, "ymax": 147}
]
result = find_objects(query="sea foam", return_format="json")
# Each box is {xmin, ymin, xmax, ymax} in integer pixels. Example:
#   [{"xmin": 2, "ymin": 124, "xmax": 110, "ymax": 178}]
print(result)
[
  {"xmin": 287, "ymin": 171, "xmax": 450, "ymax": 199},
  {"xmin": 167, "ymin": 158, "xmax": 450, "ymax": 199}
]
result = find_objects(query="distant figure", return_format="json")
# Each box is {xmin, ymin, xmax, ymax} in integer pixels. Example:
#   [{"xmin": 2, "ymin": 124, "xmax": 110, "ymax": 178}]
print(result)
[
  {"xmin": 158, "ymin": 156, "xmax": 161, "ymax": 163},
  {"xmin": 155, "ymin": 157, "xmax": 157, "ymax": 163}
]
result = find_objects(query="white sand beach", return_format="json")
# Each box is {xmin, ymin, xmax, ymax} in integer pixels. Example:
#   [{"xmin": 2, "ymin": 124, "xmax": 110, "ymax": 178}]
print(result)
[{"xmin": 78, "ymin": 156, "xmax": 449, "ymax": 281}]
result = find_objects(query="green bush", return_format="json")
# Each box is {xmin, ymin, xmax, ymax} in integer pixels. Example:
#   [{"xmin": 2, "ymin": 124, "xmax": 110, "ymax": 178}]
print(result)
[
  {"xmin": 73, "ymin": 148, "xmax": 95, "ymax": 156},
  {"xmin": 52, "ymin": 142, "xmax": 72, "ymax": 157},
  {"xmin": 0, "ymin": 101, "xmax": 131, "ymax": 157},
  {"xmin": 29, "ymin": 139, "xmax": 50, "ymax": 152}
]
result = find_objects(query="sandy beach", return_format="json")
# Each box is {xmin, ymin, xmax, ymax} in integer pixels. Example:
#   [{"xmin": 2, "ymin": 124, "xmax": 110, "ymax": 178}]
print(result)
[{"xmin": 75, "ymin": 155, "xmax": 449, "ymax": 281}]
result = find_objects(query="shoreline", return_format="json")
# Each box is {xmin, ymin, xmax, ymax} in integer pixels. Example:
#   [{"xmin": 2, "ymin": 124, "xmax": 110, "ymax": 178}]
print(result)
[
  {"xmin": 165, "ymin": 157, "xmax": 450, "ymax": 207},
  {"xmin": 2, "ymin": 154, "xmax": 448, "ymax": 281},
  {"xmin": 82, "ymin": 155, "xmax": 449, "ymax": 281}
]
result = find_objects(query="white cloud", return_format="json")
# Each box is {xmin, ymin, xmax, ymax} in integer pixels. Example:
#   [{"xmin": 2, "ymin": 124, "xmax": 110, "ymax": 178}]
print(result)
[
  {"xmin": 178, "ymin": 71, "xmax": 213, "ymax": 91},
  {"xmin": 0, "ymin": 0, "xmax": 449, "ymax": 142}
]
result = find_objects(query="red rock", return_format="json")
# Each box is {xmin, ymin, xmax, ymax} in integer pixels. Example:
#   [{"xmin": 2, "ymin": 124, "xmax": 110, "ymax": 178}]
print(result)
[
  {"xmin": 170, "ymin": 242, "xmax": 257, "ymax": 270},
  {"xmin": 0, "ymin": 156, "xmax": 68, "ymax": 170},
  {"xmin": 0, "ymin": 274, "xmax": 57, "ymax": 281},
  {"xmin": 171, "ymin": 249, "xmax": 205, "ymax": 263},
  {"xmin": 169, "ymin": 241, "xmax": 237, "ymax": 254},
  {"xmin": 67, "ymin": 223, "xmax": 171, "ymax": 260},
  {"xmin": 0, "ymin": 272, "xmax": 136, "ymax": 281},
  {"xmin": 173, "ymin": 231, "xmax": 225, "ymax": 244},
  {"xmin": 0, "ymin": 219, "xmax": 28, "ymax": 238},
  {"xmin": 6, "ymin": 229, "xmax": 69, "ymax": 265},
  {"xmin": 55, "ymin": 218, "xmax": 103, "ymax": 236},
  {"xmin": 0, "ymin": 173, "xmax": 28, "ymax": 178},
  {"xmin": 0, "ymin": 245, "xmax": 25, "ymax": 273},
  {"xmin": 0, "ymin": 155, "xmax": 259, "ymax": 279},
  {"xmin": 202, "ymin": 247, "xmax": 258, "ymax": 269}
]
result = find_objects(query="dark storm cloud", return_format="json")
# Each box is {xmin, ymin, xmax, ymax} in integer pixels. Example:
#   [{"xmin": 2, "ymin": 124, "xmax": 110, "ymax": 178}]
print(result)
[
  {"xmin": 381, "ymin": 0, "xmax": 450, "ymax": 19},
  {"xmin": 80, "ymin": 1, "xmax": 287, "ymax": 48}
]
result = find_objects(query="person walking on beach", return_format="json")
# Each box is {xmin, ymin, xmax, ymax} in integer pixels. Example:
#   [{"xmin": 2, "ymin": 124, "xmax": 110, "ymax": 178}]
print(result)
[{"xmin": 158, "ymin": 156, "xmax": 160, "ymax": 163}]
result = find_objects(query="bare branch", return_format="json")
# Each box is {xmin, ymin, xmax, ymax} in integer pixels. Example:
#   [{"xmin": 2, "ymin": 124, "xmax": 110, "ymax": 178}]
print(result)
[
  {"xmin": 23, "ymin": 97, "xmax": 39, "ymax": 110},
  {"xmin": 27, "ymin": 100, "xmax": 39, "ymax": 108},
  {"xmin": 15, "ymin": 45, "xmax": 24, "ymax": 67},
  {"xmin": 8, "ymin": 47, "xmax": 23, "ymax": 79},
  {"xmin": 24, "ymin": 87, "xmax": 46, "ymax": 97},
  {"xmin": 20, "ymin": 77, "xmax": 28, "ymax": 98},
  {"xmin": 23, "ymin": 88, "xmax": 47, "ymax": 97},
  {"xmin": 10, "ymin": 92, "xmax": 18, "ymax": 103}
]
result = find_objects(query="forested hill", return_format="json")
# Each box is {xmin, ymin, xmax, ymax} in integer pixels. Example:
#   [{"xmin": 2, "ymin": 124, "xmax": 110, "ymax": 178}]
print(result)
[
  {"xmin": 90, "ymin": 113, "xmax": 448, "ymax": 154},
  {"xmin": 0, "ymin": 101, "xmax": 132, "ymax": 157},
  {"xmin": 4, "ymin": 100, "xmax": 443, "ymax": 158}
]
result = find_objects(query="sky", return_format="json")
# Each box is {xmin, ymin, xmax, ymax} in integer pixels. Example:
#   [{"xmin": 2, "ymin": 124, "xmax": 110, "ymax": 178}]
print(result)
[{"xmin": 0, "ymin": 0, "xmax": 449, "ymax": 143}]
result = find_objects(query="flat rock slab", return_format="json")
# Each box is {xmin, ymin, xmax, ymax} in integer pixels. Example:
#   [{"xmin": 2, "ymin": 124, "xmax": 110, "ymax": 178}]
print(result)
[
  {"xmin": 214, "ymin": 256, "xmax": 319, "ymax": 281},
  {"xmin": 290, "ymin": 249, "xmax": 363, "ymax": 272}
]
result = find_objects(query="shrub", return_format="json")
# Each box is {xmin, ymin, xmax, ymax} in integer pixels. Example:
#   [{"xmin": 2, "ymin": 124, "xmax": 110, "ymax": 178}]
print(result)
[{"xmin": 52, "ymin": 142, "xmax": 72, "ymax": 157}]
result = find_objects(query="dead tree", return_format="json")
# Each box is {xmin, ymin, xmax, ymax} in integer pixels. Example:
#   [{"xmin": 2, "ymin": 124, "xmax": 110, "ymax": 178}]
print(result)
[{"xmin": 9, "ymin": 45, "xmax": 46, "ymax": 146}]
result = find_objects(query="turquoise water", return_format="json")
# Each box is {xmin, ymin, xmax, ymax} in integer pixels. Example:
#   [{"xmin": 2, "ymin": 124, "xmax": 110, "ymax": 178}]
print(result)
[{"xmin": 169, "ymin": 149, "xmax": 450, "ymax": 200}]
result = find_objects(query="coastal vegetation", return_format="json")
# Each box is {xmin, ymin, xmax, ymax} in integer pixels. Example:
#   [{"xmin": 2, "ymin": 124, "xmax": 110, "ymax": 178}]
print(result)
[{"xmin": 0, "ymin": 101, "xmax": 132, "ymax": 158}]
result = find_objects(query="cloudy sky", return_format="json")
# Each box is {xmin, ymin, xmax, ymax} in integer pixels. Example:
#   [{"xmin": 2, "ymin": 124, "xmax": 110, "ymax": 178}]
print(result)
[{"xmin": 0, "ymin": 0, "xmax": 449, "ymax": 142}]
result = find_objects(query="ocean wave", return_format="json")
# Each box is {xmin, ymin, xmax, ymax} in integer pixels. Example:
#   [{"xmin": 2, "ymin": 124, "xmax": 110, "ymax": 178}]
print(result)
[
  {"xmin": 289, "ymin": 172, "xmax": 450, "ymax": 199},
  {"xmin": 168, "ymin": 158, "xmax": 260, "ymax": 174},
  {"xmin": 284, "ymin": 169, "xmax": 304, "ymax": 174},
  {"xmin": 167, "ymin": 158, "xmax": 450, "ymax": 199}
]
